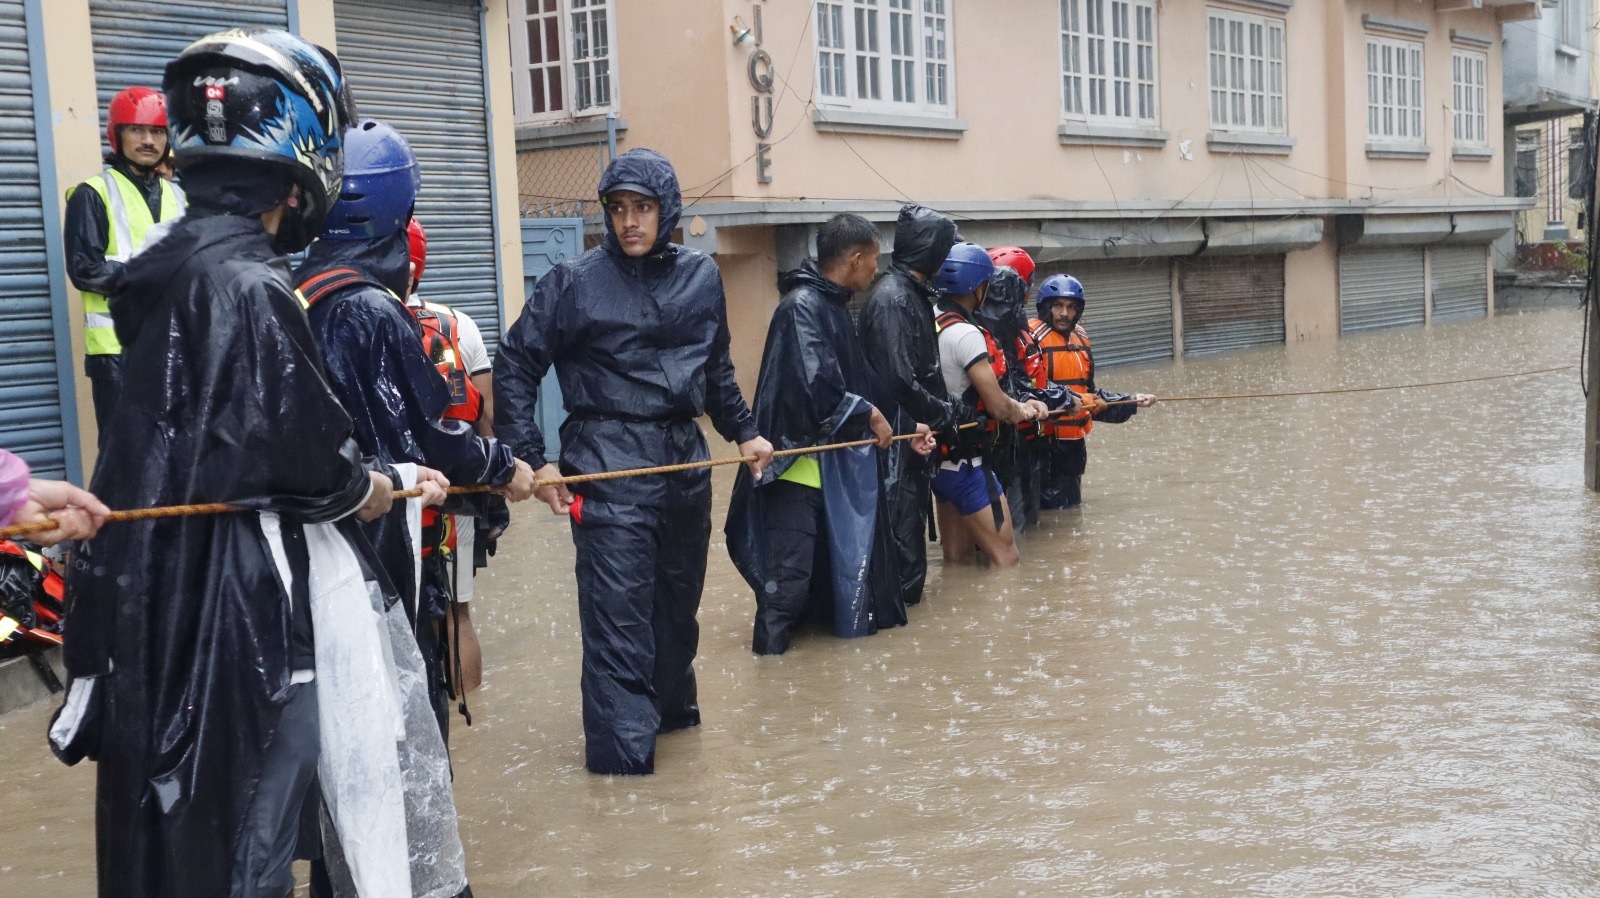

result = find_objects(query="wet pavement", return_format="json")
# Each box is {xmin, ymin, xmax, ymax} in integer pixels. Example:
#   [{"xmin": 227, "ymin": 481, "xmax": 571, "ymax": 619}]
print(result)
[{"xmin": 2, "ymin": 307, "xmax": 1597, "ymax": 897}]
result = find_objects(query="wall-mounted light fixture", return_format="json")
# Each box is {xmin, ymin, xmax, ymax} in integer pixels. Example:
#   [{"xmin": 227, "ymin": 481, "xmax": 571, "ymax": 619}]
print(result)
[{"xmin": 730, "ymin": 15, "xmax": 752, "ymax": 46}]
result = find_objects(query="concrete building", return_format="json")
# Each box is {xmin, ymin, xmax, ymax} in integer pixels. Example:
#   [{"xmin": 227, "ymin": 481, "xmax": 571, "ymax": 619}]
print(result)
[
  {"xmin": 1501, "ymin": 0, "xmax": 1595, "ymax": 266},
  {"xmin": 3, "ymin": 0, "xmax": 523, "ymax": 482},
  {"xmin": 513, "ymin": 0, "xmax": 1542, "ymax": 397}
]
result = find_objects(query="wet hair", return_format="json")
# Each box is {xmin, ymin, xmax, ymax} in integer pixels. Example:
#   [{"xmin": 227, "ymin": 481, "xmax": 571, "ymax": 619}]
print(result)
[{"xmin": 816, "ymin": 213, "xmax": 880, "ymax": 269}]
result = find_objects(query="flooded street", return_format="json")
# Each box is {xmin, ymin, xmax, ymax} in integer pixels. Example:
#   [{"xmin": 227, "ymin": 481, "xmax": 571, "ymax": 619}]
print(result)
[{"xmin": 3, "ymin": 306, "xmax": 1598, "ymax": 897}]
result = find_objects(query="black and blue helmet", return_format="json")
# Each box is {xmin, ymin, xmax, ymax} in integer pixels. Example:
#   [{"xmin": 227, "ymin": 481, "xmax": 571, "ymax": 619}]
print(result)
[
  {"xmin": 164, "ymin": 29, "xmax": 355, "ymax": 248},
  {"xmin": 320, "ymin": 119, "xmax": 420, "ymax": 241},
  {"xmin": 1035, "ymin": 273, "xmax": 1085, "ymax": 321}
]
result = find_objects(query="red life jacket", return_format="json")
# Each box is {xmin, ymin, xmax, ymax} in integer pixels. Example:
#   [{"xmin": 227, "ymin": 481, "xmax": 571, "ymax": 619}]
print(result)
[
  {"xmin": 1013, "ymin": 328, "xmax": 1049, "ymax": 440},
  {"xmin": 0, "ymin": 541, "xmax": 65, "ymax": 648},
  {"xmin": 934, "ymin": 306, "xmax": 1007, "ymax": 461},
  {"xmin": 1028, "ymin": 318, "xmax": 1094, "ymax": 440},
  {"xmin": 410, "ymin": 301, "xmax": 483, "ymax": 424}
]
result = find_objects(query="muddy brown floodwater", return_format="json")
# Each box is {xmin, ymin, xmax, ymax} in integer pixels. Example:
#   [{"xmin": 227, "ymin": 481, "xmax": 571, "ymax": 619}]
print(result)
[{"xmin": 2, "ymin": 306, "xmax": 1598, "ymax": 897}]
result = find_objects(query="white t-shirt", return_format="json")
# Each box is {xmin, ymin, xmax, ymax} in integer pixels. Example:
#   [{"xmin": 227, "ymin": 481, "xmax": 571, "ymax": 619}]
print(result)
[{"xmin": 937, "ymin": 319, "xmax": 989, "ymax": 404}]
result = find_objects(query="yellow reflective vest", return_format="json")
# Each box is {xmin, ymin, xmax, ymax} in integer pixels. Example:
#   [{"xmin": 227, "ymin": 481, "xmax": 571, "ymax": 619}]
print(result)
[{"xmin": 69, "ymin": 169, "xmax": 186, "ymax": 356}]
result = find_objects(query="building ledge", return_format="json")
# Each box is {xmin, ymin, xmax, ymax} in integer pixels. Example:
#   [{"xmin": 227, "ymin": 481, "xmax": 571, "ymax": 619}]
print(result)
[
  {"xmin": 1222, "ymin": 0, "xmax": 1293, "ymax": 12},
  {"xmin": 1449, "ymin": 28, "xmax": 1494, "ymax": 50},
  {"xmin": 515, "ymin": 115, "xmax": 625, "ymax": 151},
  {"xmin": 810, "ymin": 108, "xmax": 967, "ymax": 140},
  {"xmin": 1207, "ymin": 131, "xmax": 1295, "ymax": 155},
  {"xmin": 1058, "ymin": 121, "xmax": 1170, "ymax": 148},
  {"xmin": 1362, "ymin": 14, "xmax": 1430, "ymax": 38},
  {"xmin": 1366, "ymin": 141, "xmax": 1433, "ymax": 159},
  {"xmin": 1452, "ymin": 145, "xmax": 1495, "ymax": 161},
  {"xmin": 1557, "ymin": 43, "xmax": 1582, "ymax": 60}
]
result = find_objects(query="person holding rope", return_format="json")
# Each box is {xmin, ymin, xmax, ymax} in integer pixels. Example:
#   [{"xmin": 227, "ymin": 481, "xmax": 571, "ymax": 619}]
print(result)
[
  {"xmin": 50, "ymin": 31, "xmax": 467, "ymax": 898},
  {"xmin": 404, "ymin": 216, "xmax": 507, "ymax": 698},
  {"xmin": 726, "ymin": 214, "xmax": 937, "ymax": 655},
  {"xmin": 929, "ymin": 244, "xmax": 1050, "ymax": 566},
  {"xmin": 495, "ymin": 148, "xmax": 773, "ymax": 775},
  {"xmin": 858, "ymin": 205, "xmax": 960, "ymax": 608},
  {"xmin": 296, "ymin": 119, "xmax": 535, "ymax": 745},
  {"xmin": 1028, "ymin": 274, "xmax": 1157, "ymax": 509},
  {"xmin": 974, "ymin": 248, "xmax": 1073, "ymax": 534}
]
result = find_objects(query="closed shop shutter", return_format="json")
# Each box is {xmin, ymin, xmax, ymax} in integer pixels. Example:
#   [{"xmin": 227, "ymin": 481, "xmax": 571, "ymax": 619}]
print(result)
[
  {"xmin": 1177, "ymin": 255, "xmax": 1285, "ymax": 356},
  {"xmin": 1035, "ymin": 258, "xmax": 1173, "ymax": 367},
  {"xmin": 90, "ymin": 0, "xmax": 289, "ymax": 118},
  {"xmin": 1429, "ymin": 245, "xmax": 1488, "ymax": 323},
  {"xmin": 1, "ymin": 0, "xmax": 69, "ymax": 476},
  {"xmin": 336, "ymin": 0, "xmax": 501, "ymax": 351},
  {"xmin": 1338, "ymin": 247, "xmax": 1425, "ymax": 334}
]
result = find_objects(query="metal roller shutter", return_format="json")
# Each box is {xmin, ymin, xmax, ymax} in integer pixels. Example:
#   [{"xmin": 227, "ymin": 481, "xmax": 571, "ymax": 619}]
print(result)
[
  {"xmin": 1429, "ymin": 245, "xmax": 1488, "ymax": 323},
  {"xmin": 1339, "ymin": 247, "xmax": 1424, "ymax": 334},
  {"xmin": 1, "ymin": 1, "xmax": 69, "ymax": 477},
  {"xmin": 1177, "ymin": 255, "xmax": 1285, "ymax": 356},
  {"xmin": 1036, "ymin": 258, "xmax": 1173, "ymax": 367},
  {"xmin": 335, "ymin": 0, "xmax": 501, "ymax": 350},
  {"xmin": 90, "ymin": 0, "xmax": 289, "ymax": 121}
]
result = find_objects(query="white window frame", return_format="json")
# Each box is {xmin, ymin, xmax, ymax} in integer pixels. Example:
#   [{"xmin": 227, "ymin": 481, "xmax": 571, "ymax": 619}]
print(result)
[
  {"xmin": 814, "ymin": 0, "xmax": 957, "ymax": 118},
  {"xmin": 1451, "ymin": 49, "xmax": 1487, "ymax": 147},
  {"xmin": 1206, "ymin": 8, "xmax": 1285, "ymax": 134},
  {"xmin": 1060, "ymin": 0, "xmax": 1159, "ymax": 126},
  {"xmin": 1559, "ymin": 0, "xmax": 1587, "ymax": 48},
  {"xmin": 1366, "ymin": 35, "xmax": 1425, "ymax": 144},
  {"xmin": 508, "ymin": 0, "xmax": 618, "ymax": 126}
]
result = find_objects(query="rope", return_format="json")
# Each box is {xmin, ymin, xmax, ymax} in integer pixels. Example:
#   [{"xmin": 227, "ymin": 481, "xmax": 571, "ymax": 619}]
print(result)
[
  {"xmin": 1089, "ymin": 363, "xmax": 1576, "ymax": 407},
  {"xmin": 4, "ymin": 362, "xmax": 1571, "ymax": 540},
  {"xmin": 0, "ymin": 428, "xmax": 952, "ymax": 541}
]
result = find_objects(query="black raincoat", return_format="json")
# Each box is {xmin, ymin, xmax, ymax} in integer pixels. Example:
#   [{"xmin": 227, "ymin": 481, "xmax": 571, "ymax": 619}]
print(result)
[
  {"xmin": 725, "ymin": 260, "xmax": 882, "ymax": 651},
  {"xmin": 494, "ymin": 148, "xmax": 758, "ymax": 774},
  {"xmin": 59, "ymin": 205, "xmax": 381, "ymax": 898},
  {"xmin": 857, "ymin": 205, "xmax": 957, "ymax": 609}
]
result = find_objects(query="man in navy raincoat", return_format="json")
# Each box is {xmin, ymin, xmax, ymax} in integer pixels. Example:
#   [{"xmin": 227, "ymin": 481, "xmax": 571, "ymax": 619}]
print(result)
[
  {"xmin": 725, "ymin": 214, "xmax": 936, "ymax": 655},
  {"xmin": 295, "ymin": 119, "xmax": 534, "ymax": 744},
  {"xmin": 495, "ymin": 148, "xmax": 773, "ymax": 775}
]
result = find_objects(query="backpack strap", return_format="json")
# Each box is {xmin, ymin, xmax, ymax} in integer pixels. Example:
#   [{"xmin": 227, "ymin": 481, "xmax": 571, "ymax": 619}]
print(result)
[{"xmin": 294, "ymin": 267, "xmax": 376, "ymax": 309}]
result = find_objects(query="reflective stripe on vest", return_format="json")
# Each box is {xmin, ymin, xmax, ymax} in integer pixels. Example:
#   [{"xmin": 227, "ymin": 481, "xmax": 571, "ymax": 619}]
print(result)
[
  {"xmin": 76, "ymin": 170, "xmax": 187, "ymax": 356},
  {"xmin": 1029, "ymin": 319, "xmax": 1093, "ymax": 440}
]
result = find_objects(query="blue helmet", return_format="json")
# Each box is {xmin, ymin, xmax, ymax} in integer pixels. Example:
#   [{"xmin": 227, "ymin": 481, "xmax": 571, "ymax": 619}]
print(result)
[
  {"xmin": 320, "ymin": 119, "xmax": 421, "ymax": 241},
  {"xmin": 165, "ymin": 29, "xmax": 355, "ymax": 251},
  {"xmin": 932, "ymin": 242, "xmax": 996, "ymax": 296},
  {"xmin": 1036, "ymin": 274, "xmax": 1085, "ymax": 320}
]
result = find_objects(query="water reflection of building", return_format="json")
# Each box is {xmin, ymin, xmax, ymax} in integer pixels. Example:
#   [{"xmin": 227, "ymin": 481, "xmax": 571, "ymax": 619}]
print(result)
[{"xmin": 512, "ymin": 0, "xmax": 1550, "ymax": 398}]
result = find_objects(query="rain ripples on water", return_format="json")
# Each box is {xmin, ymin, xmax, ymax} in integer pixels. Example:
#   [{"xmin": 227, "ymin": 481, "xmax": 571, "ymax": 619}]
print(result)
[{"xmin": 1, "ymin": 307, "xmax": 1597, "ymax": 897}]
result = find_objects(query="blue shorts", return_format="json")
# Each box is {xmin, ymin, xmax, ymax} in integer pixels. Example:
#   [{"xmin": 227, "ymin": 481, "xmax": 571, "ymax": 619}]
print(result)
[{"xmin": 931, "ymin": 460, "xmax": 1003, "ymax": 517}]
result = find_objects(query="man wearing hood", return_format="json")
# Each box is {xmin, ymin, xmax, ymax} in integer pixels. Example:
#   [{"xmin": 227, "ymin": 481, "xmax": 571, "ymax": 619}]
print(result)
[
  {"xmin": 725, "ymin": 214, "xmax": 936, "ymax": 655},
  {"xmin": 63, "ymin": 86, "xmax": 187, "ymax": 439},
  {"xmin": 496, "ymin": 148, "xmax": 772, "ymax": 775},
  {"xmin": 52, "ymin": 31, "xmax": 463, "ymax": 898},
  {"xmin": 294, "ymin": 118, "xmax": 535, "ymax": 740},
  {"xmin": 857, "ymin": 205, "xmax": 959, "ymax": 612}
]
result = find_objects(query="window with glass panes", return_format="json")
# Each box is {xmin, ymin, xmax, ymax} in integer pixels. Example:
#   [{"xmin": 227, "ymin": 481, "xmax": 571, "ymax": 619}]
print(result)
[
  {"xmin": 509, "ymin": 0, "xmax": 616, "ymax": 125},
  {"xmin": 1366, "ymin": 36, "xmax": 1424, "ymax": 143},
  {"xmin": 1061, "ymin": 0, "xmax": 1158, "ymax": 124},
  {"xmin": 1451, "ymin": 49, "xmax": 1487, "ymax": 146},
  {"xmin": 815, "ymin": 0, "xmax": 955, "ymax": 115},
  {"xmin": 1207, "ymin": 8, "xmax": 1284, "ymax": 133}
]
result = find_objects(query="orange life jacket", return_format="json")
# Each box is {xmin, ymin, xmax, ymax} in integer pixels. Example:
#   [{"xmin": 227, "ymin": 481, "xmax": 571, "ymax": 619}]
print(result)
[
  {"xmin": 1029, "ymin": 318, "xmax": 1094, "ymax": 440},
  {"xmin": 1013, "ymin": 329, "xmax": 1049, "ymax": 440},
  {"xmin": 410, "ymin": 301, "xmax": 483, "ymax": 425},
  {"xmin": 934, "ymin": 306, "xmax": 1007, "ymax": 460}
]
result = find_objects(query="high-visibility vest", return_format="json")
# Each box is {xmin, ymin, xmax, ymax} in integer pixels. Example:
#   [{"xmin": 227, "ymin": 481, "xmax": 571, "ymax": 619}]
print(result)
[
  {"xmin": 70, "ymin": 169, "xmax": 186, "ymax": 356},
  {"xmin": 410, "ymin": 300, "xmax": 483, "ymax": 424},
  {"xmin": 1029, "ymin": 318, "xmax": 1094, "ymax": 440},
  {"xmin": 934, "ymin": 305, "xmax": 1007, "ymax": 461}
]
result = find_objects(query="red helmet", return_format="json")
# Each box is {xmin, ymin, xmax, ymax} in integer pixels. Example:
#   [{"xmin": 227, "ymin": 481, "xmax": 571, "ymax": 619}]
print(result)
[
  {"xmin": 407, "ymin": 217, "xmax": 428, "ymax": 288},
  {"xmin": 106, "ymin": 87, "xmax": 167, "ymax": 156},
  {"xmin": 988, "ymin": 246, "xmax": 1036, "ymax": 285}
]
